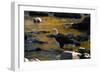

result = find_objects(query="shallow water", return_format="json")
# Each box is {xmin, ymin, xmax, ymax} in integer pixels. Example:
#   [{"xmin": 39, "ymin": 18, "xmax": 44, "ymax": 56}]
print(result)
[{"xmin": 24, "ymin": 16, "xmax": 90, "ymax": 61}]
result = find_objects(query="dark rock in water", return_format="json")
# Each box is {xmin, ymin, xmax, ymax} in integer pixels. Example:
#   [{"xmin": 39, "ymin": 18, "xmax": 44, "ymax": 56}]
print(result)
[
  {"xmin": 30, "ymin": 31, "xmax": 39, "ymax": 34},
  {"xmin": 79, "ymin": 53, "xmax": 85, "ymax": 59},
  {"xmin": 65, "ymin": 34, "xmax": 75, "ymax": 39},
  {"xmin": 78, "ymin": 47, "xmax": 90, "ymax": 54},
  {"xmin": 35, "ymin": 48, "xmax": 42, "ymax": 51},
  {"xmin": 30, "ymin": 31, "xmax": 50, "ymax": 34},
  {"xmin": 25, "ymin": 34, "xmax": 48, "ymax": 44},
  {"xmin": 78, "ymin": 47, "xmax": 90, "ymax": 59},
  {"xmin": 60, "ymin": 52, "xmax": 73, "ymax": 60},
  {"xmin": 47, "ymin": 48, "xmax": 64, "ymax": 54},
  {"xmin": 79, "ymin": 54, "xmax": 86, "ymax": 59},
  {"xmin": 32, "ymin": 39, "xmax": 48, "ymax": 44},
  {"xmin": 37, "ymin": 31, "xmax": 50, "ymax": 34},
  {"xmin": 25, "ymin": 47, "xmax": 42, "ymax": 52},
  {"xmin": 47, "ymin": 33, "xmax": 80, "ymax": 49},
  {"xmin": 75, "ymin": 33, "xmax": 89, "ymax": 42},
  {"xmin": 85, "ymin": 49, "xmax": 90, "ymax": 54},
  {"xmin": 25, "ymin": 32, "xmax": 32, "ymax": 41},
  {"xmin": 71, "ymin": 17, "xmax": 90, "ymax": 33},
  {"xmin": 79, "ymin": 53, "xmax": 90, "ymax": 59},
  {"xmin": 78, "ymin": 47, "xmax": 86, "ymax": 54}
]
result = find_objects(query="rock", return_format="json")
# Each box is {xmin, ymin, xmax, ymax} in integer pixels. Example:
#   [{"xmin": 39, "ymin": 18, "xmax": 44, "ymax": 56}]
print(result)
[
  {"xmin": 78, "ymin": 47, "xmax": 90, "ymax": 59},
  {"xmin": 29, "ymin": 58, "xmax": 40, "ymax": 61},
  {"xmin": 60, "ymin": 51, "xmax": 73, "ymax": 60},
  {"xmin": 71, "ymin": 17, "xmax": 90, "ymax": 33},
  {"xmin": 60, "ymin": 51, "xmax": 81, "ymax": 60},
  {"xmin": 24, "ymin": 58, "xmax": 29, "ymax": 62}
]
